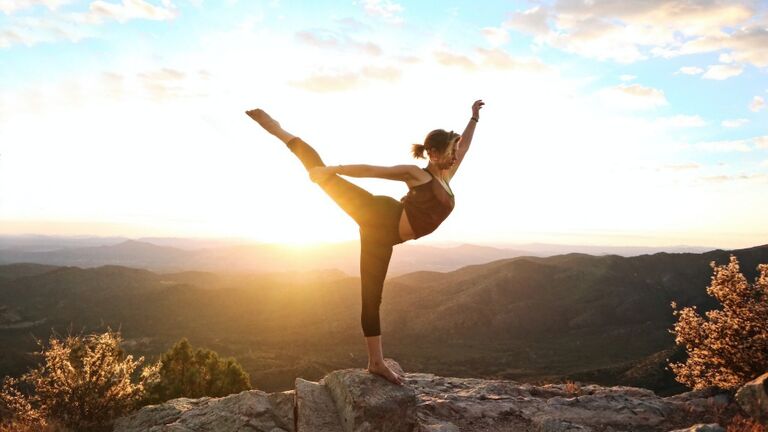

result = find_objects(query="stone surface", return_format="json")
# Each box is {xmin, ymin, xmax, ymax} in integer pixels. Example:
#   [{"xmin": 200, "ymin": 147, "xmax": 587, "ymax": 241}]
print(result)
[
  {"xmin": 323, "ymin": 358, "xmax": 417, "ymax": 432},
  {"xmin": 113, "ymin": 363, "xmax": 746, "ymax": 432},
  {"xmin": 295, "ymin": 378, "xmax": 343, "ymax": 432},
  {"xmin": 113, "ymin": 389, "xmax": 294, "ymax": 432},
  {"xmin": 667, "ymin": 424, "xmax": 725, "ymax": 432},
  {"xmin": 735, "ymin": 371, "xmax": 768, "ymax": 424}
]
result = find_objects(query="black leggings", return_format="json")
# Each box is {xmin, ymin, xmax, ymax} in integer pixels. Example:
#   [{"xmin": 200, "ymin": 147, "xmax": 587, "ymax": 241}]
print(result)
[{"xmin": 286, "ymin": 137, "xmax": 405, "ymax": 337}]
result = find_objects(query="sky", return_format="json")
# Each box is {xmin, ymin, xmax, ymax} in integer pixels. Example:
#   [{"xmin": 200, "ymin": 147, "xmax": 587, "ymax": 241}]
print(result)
[{"xmin": 0, "ymin": 0, "xmax": 767, "ymax": 249}]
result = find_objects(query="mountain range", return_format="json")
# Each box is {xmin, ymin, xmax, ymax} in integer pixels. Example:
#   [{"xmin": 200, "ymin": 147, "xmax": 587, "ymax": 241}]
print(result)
[
  {"xmin": 1, "ymin": 241, "xmax": 765, "ymax": 396},
  {"xmin": 0, "ymin": 235, "xmax": 712, "ymax": 276}
]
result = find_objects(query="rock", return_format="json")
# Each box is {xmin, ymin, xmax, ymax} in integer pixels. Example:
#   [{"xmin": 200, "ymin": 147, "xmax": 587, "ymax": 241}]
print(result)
[
  {"xmin": 295, "ymin": 378, "xmax": 343, "ymax": 431},
  {"xmin": 323, "ymin": 358, "xmax": 417, "ymax": 432},
  {"xmin": 113, "ymin": 389, "xmax": 294, "ymax": 432},
  {"xmin": 735, "ymin": 371, "xmax": 768, "ymax": 424},
  {"xmin": 667, "ymin": 424, "xmax": 725, "ymax": 432},
  {"xmin": 114, "ymin": 364, "xmax": 743, "ymax": 432}
]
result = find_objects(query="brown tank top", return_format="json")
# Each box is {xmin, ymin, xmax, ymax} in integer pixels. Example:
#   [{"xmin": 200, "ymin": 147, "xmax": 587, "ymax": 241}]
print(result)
[{"xmin": 400, "ymin": 168, "xmax": 455, "ymax": 239}]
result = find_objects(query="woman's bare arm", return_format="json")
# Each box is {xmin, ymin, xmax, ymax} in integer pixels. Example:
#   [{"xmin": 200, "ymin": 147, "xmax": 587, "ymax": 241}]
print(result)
[
  {"xmin": 310, "ymin": 164, "xmax": 429, "ymax": 187},
  {"xmin": 447, "ymin": 99, "xmax": 484, "ymax": 181}
]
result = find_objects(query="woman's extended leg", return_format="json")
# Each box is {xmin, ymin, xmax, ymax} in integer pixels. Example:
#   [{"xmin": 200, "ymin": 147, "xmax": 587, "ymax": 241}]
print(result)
[{"xmin": 247, "ymin": 109, "xmax": 378, "ymax": 225}]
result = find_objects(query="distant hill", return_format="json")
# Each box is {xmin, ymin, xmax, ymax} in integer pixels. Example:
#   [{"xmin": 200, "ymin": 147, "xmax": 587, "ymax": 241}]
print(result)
[
  {"xmin": 0, "ymin": 244, "xmax": 764, "ymax": 395},
  {"xmin": 0, "ymin": 234, "xmax": 712, "ymax": 276}
]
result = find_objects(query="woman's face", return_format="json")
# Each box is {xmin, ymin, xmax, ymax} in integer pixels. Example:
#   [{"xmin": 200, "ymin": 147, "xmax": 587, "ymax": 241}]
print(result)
[{"xmin": 431, "ymin": 138, "xmax": 461, "ymax": 170}]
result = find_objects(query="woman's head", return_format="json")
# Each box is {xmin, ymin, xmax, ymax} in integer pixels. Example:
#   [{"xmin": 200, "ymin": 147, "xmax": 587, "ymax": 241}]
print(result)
[{"xmin": 411, "ymin": 129, "xmax": 461, "ymax": 163}]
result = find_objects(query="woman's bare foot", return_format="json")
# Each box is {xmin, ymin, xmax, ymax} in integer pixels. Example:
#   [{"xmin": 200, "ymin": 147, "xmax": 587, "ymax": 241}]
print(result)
[
  {"xmin": 245, "ymin": 108, "xmax": 296, "ymax": 143},
  {"xmin": 367, "ymin": 362, "xmax": 404, "ymax": 386}
]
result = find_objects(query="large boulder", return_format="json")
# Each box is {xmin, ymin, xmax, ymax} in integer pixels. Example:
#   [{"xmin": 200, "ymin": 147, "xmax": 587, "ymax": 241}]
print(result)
[
  {"xmin": 323, "ymin": 358, "xmax": 417, "ymax": 432},
  {"xmin": 295, "ymin": 378, "xmax": 343, "ymax": 431},
  {"xmin": 113, "ymin": 389, "xmax": 295, "ymax": 432},
  {"xmin": 735, "ymin": 371, "xmax": 768, "ymax": 424}
]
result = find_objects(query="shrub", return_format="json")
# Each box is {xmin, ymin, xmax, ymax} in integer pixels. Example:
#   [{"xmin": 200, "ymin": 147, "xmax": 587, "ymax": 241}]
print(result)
[
  {"xmin": 669, "ymin": 255, "xmax": 768, "ymax": 390},
  {"xmin": 143, "ymin": 338, "xmax": 251, "ymax": 404},
  {"xmin": 0, "ymin": 330, "xmax": 155, "ymax": 431}
]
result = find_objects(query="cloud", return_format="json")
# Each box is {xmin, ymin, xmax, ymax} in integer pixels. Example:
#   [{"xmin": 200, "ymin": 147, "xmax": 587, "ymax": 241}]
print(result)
[
  {"xmin": 750, "ymin": 95, "xmax": 765, "ymax": 112},
  {"xmin": 434, "ymin": 51, "xmax": 476, "ymax": 71},
  {"xmin": 599, "ymin": 83, "xmax": 668, "ymax": 110},
  {"xmin": 655, "ymin": 115, "xmax": 706, "ymax": 128},
  {"xmin": 503, "ymin": 1, "xmax": 765, "ymax": 67},
  {"xmin": 762, "ymin": 160, "xmax": 768, "ymax": 168},
  {"xmin": 619, "ymin": 74, "xmax": 636, "ymax": 81},
  {"xmin": 295, "ymin": 29, "xmax": 382, "ymax": 56},
  {"xmin": 677, "ymin": 66, "xmax": 703, "ymax": 75},
  {"xmin": 696, "ymin": 139, "xmax": 752, "ymax": 153},
  {"xmin": 88, "ymin": 0, "xmax": 177, "ymax": 23},
  {"xmin": 0, "ymin": 15, "xmax": 90, "ymax": 47},
  {"xmin": 701, "ymin": 174, "xmax": 767, "ymax": 183},
  {"xmin": 476, "ymin": 48, "xmax": 549, "ymax": 72},
  {"xmin": 481, "ymin": 26, "xmax": 509, "ymax": 47},
  {"xmin": 659, "ymin": 162, "xmax": 701, "ymax": 171},
  {"xmin": 504, "ymin": 5, "xmax": 549, "ymax": 36},
  {"xmin": 289, "ymin": 66, "xmax": 401, "ymax": 93},
  {"xmin": 360, "ymin": 0, "xmax": 403, "ymax": 24},
  {"xmin": 0, "ymin": 0, "xmax": 69, "ymax": 14},
  {"xmin": 755, "ymin": 136, "xmax": 768, "ymax": 149},
  {"xmin": 721, "ymin": 118, "xmax": 748, "ymax": 128},
  {"xmin": 702, "ymin": 64, "xmax": 743, "ymax": 80},
  {"xmin": 137, "ymin": 67, "xmax": 189, "ymax": 100},
  {"xmin": 360, "ymin": 65, "xmax": 400, "ymax": 81}
]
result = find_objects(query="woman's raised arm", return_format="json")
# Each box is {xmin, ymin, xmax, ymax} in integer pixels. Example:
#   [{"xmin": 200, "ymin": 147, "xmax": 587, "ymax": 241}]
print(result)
[{"xmin": 447, "ymin": 99, "xmax": 484, "ymax": 180}]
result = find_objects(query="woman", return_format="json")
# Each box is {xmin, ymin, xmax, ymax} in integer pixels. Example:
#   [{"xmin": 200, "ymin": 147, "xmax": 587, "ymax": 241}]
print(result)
[{"xmin": 246, "ymin": 100, "xmax": 484, "ymax": 385}]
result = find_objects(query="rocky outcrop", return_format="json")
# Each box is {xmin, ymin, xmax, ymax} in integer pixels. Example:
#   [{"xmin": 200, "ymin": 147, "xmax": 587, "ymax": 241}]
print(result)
[
  {"xmin": 735, "ymin": 371, "xmax": 768, "ymax": 424},
  {"xmin": 114, "ymin": 359, "xmax": 743, "ymax": 432}
]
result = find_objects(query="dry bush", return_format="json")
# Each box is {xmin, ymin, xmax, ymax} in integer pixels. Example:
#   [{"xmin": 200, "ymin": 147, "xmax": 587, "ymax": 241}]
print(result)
[
  {"xmin": 726, "ymin": 415, "xmax": 766, "ymax": 432},
  {"xmin": 564, "ymin": 380, "xmax": 581, "ymax": 396},
  {"xmin": 669, "ymin": 256, "xmax": 768, "ymax": 390},
  {"xmin": 0, "ymin": 330, "xmax": 155, "ymax": 432}
]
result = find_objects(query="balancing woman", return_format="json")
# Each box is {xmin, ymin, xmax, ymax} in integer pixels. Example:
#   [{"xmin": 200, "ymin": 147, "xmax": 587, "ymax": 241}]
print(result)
[{"xmin": 246, "ymin": 100, "xmax": 484, "ymax": 385}]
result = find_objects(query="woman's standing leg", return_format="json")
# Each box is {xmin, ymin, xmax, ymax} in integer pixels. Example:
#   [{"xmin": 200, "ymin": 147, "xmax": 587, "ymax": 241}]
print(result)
[{"xmin": 360, "ymin": 228, "xmax": 404, "ymax": 385}]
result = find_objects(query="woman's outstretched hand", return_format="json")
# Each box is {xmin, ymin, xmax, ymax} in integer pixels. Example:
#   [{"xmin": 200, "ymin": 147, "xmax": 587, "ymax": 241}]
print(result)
[{"xmin": 471, "ymin": 99, "xmax": 485, "ymax": 120}]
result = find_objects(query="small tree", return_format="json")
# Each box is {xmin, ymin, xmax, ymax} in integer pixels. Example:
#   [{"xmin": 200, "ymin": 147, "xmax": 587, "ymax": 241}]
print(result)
[
  {"xmin": 669, "ymin": 255, "xmax": 768, "ymax": 390},
  {"xmin": 0, "ymin": 330, "xmax": 156, "ymax": 431},
  {"xmin": 143, "ymin": 338, "xmax": 251, "ymax": 404}
]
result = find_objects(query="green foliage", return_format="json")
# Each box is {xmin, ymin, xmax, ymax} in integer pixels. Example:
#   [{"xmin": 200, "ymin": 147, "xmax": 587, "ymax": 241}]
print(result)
[
  {"xmin": 0, "ymin": 330, "xmax": 154, "ymax": 432},
  {"xmin": 669, "ymin": 256, "xmax": 768, "ymax": 390},
  {"xmin": 144, "ymin": 338, "xmax": 251, "ymax": 404}
]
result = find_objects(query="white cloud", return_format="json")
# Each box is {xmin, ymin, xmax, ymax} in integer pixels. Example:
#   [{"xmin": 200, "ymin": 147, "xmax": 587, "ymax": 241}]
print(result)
[
  {"xmin": 677, "ymin": 66, "xmax": 703, "ymax": 75},
  {"xmin": 87, "ymin": 0, "xmax": 177, "ymax": 23},
  {"xmin": 481, "ymin": 26, "xmax": 509, "ymax": 47},
  {"xmin": 755, "ymin": 136, "xmax": 768, "ymax": 149},
  {"xmin": 0, "ymin": 0, "xmax": 69, "ymax": 14},
  {"xmin": 599, "ymin": 83, "xmax": 668, "ymax": 110},
  {"xmin": 702, "ymin": 64, "xmax": 743, "ymax": 80},
  {"xmin": 360, "ymin": 0, "xmax": 403, "ymax": 24},
  {"xmin": 697, "ymin": 139, "xmax": 752, "ymax": 153},
  {"xmin": 750, "ymin": 95, "xmax": 765, "ymax": 112},
  {"xmin": 721, "ymin": 118, "xmax": 749, "ymax": 128},
  {"xmin": 655, "ymin": 115, "xmax": 706, "ymax": 128},
  {"xmin": 619, "ymin": 74, "xmax": 636, "ymax": 81},
  {"xmin": 762, "ymin": 160, "xmax": 768, "ymax": 168},
  {"xmin": 503, "ymin": 1, "xmax": 766, "ymax": 67},
  {"xmin": 295, "ymin": 29, "xmax": 382, "ymax": 56},
  {"xmin": 288, "ymin": 65, "xmax": 401, "ymax": 92},
  {"xmin": 659, "ymin": 163, "xmax": 700, "ymax": 171}
]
